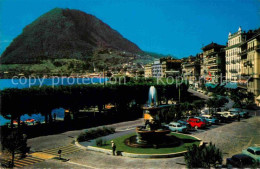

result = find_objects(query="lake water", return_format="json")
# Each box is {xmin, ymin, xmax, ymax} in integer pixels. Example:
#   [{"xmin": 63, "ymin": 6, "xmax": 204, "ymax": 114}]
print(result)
[
  {"xmin": 0, "ymin": 77, "xmax": 107, "ymax": 126},
  {"xmin": 0, "ymin": 77, "xmax": 107, "ymax": 90},
  {"xmin": 0, "ymin": 108, "xmax": 65, "ymax": 126}
]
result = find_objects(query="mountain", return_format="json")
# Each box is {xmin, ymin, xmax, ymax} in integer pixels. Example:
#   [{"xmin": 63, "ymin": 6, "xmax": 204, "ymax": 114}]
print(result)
[{"xmin": 0, "ymin": 8, "xmax": 142, "ymax": 64}]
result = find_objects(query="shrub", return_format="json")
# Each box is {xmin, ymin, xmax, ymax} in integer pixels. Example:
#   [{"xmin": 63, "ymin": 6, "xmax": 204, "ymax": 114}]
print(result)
[
  {"xmin": 96, "ymin": 138, "xmax": 103, "ymax": 146},
  {"xmin": 95, "ymin": 138, "xmax": 107, "ymax": 147},
  {"xmin": 184, "ymin": 142, "xmax": 222, "ymax": 168},
  {"xmin": 77, "ymin": 126, "xmax": 115, "ymax": 142},
  {"xmin": 107, "ymin": 127, "xmax": 115, "ymax": 133},
  {"xmin": 77, "ymin": 132, "xmax": 87, "ymax": 142}
]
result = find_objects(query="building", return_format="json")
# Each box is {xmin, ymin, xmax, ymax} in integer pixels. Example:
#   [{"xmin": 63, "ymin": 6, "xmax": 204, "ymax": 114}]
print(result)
[
  {"xmin": 181, "ymin": 55, "xmax": 201, "ymax": 83},
  {"xmin": 145, "ymin": 58, "xmax": 181, "ymax": 78},
  {"xmin": 238, "ymin": 32, "xmax": 260, "ymax": 105},
  {"xmin": 201, "ymin": 42, "xmax": 226, "ymax": 84},
  {"xmin": 225, "ymin": 27, "xmax": 247, "ymax": 82},
  {"xmin": 152, "ymin": 59, "xmax": 164, "ymax": 78}
]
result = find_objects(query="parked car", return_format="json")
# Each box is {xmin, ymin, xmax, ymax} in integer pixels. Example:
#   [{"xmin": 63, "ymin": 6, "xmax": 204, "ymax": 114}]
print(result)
[
  {"xmin": 226, "ymin": 154, "xmax": 257, "ymax": 168},
  {"xmin": 201, "ymin": 115, "xmax": 220, "ymax": 124},
  {"xmin": 177, "ymin": 120, "xmax": 192, "ymax": 129},
  {"xmin": 242, "ymin": 147, "xmax": 260, "ymax": 163},
  {"xmin": 187, "ymin": 118, "xmax": 206, "ymax": 129},
  {"xmin": 194, "ymin": 116, "xmax": 212, "ymax": 127},
  {"xmin": 167, "ymin": 122, "xmax": 187, "ymax": 133},
  {"xmin": 216, "ymin": 111, "xmax": 237, "ymax": 120},
  {"xmin": 214, "ymin": 113, "xmax": 230, "ymax": 123},
  {"xmin": 229, "ymin": 108, "xmax": 249, "ymax": 118}
]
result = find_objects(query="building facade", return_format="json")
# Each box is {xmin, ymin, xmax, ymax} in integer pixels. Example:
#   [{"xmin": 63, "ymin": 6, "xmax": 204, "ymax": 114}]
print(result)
[
  {"xmin": 144, "ymin": 64, "xmax": 152, "ymax": 78},
  {"xmin": 152, "ymin": 59, "xmax": 164, "ymax": 78},
  {"xmin": 225, "ymin": 27, "xmax": 247, "ymax": 82},
  {"xmin": 181, "ymin": 55, "xmax": 201, "ymax": 83},
  {"xmin": 145, "ymin": 58, "xmax": 181, "ymax": 78},
  {"xmin": 201, "ymin": 42, "xmax": 226, "ymax": 84},
  {"xmin": 239, "ymin": 32, "xmax": 260, "ymax": 105}
]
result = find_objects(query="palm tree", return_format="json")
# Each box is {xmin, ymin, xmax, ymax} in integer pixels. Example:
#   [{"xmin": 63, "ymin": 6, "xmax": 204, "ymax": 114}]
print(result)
[
  {"xmin": 206, "ymin": 98, "xmax": 216, "ymax": 115},
  {"xmin": 193, "ymin": 100, "xmax": 205, "ymax": 116}
]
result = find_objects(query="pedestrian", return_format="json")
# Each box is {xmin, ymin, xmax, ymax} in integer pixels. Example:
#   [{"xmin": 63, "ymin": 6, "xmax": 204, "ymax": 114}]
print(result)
[
  {"xmin": 238, "ymin": 114, "xmax": 240, "ymax": 122},
  {"xmin": 111, "ymin": 140, "xmax": 116, "ymax": 156}
]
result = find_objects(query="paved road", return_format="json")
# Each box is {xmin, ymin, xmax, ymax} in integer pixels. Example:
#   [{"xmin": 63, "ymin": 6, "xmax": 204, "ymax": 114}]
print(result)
[
  {"xmin": 27, "ymin": 118, "xmax": 143, "ymax": 152},
  {"xmin": 188, "ymin": 88, "xmax": 210, "ymax": 100}
]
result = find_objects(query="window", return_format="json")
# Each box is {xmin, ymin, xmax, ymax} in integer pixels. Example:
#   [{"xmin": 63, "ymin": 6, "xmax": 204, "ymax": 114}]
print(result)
[{"xmin": 247, "ymin": 149, "xmax": 255, "ymax": 154}]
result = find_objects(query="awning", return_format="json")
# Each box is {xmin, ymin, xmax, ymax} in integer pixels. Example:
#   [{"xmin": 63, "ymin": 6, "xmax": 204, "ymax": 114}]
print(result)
[
  {"xmin": 205, "ymin": 83, "xmax": 218, "ymax": 88},
  {"xmin": 224, "ymin": 82, "xmax": 238, "ymax": 89}
]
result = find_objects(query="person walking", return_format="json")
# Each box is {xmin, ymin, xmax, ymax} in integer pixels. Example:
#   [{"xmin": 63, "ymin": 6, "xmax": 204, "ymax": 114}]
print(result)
[{"xmin": 111, "ymin": 140, "xmax": 116, "ymax": 156}]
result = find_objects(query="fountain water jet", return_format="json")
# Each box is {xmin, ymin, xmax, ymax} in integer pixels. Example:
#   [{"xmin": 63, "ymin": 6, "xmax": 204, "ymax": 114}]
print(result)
[{"xmin": 125, "ymin": 86, "xmax": 180, "ymax": 148}]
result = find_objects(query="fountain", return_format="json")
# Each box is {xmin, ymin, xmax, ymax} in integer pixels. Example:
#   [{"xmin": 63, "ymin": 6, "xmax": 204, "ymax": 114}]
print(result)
[{"xmin": 125, "ymin": 86, "xmax": 180, "ymax": 148}]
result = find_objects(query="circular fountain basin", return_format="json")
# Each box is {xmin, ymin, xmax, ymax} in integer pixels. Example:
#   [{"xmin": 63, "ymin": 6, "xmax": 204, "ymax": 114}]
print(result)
[{"xmin": 126, "ymin": 126, "xmax": 179, "ymax": 148}]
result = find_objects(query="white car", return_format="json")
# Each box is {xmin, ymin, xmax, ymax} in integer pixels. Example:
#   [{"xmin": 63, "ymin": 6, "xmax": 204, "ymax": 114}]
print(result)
[
  {"xmin": 229, "ymin": 108, "xmax": 249, "ymax": 118},
  {"xmin": 242, "ymin": 147, "xmax": 260, "ymax": 163},
  {"xmin": 167, "ymin": 122, "xmax": 188, "ymax": 133},
  {"xmin": 216, "ymin": 111, "xmax": 237, "ymax": 119}
]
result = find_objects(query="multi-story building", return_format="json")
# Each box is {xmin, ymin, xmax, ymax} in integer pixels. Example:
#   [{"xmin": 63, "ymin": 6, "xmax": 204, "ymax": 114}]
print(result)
[
  {"xmin": 164, "ymin": 59, "xmax": 182, "ymax": 77},
  {"xmin": 238, "ymin": 32, "xmax": 260, "ymax": 105},
  {"xmin": 181, "ymin": 55, "xmax": 201, "ymax": 83},
  {"xmin": 144, "ymin": 64, "xmax": 152, "ymax": 78},
  {"xmin": 201, "ymin": 42, "xmax": 226, "ymax": 84},
  {"xmin": 152, "ymin": 59, "xmax": 164, "ymax": 78},
  {"xmin": 225, "ymin": 27, "xmax": 247, "ymax": 82},
  {"xmin": 145, "ymin": 58, "xmax": 181, "ymax": 78}
]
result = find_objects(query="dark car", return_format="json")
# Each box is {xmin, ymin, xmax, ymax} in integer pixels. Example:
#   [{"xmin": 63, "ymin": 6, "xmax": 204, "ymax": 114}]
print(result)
[
  {"xmin": 214, "ymin": 114, "xmax": 230, "ymax": 123},
  {"xmin": 226, "ymin": 154, "xmax": 257, "ymax": 168}
]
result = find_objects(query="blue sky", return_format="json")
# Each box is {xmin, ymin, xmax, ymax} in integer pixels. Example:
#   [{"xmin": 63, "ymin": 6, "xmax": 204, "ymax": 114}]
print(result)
[{"xmin": 0, "ymin": 0, "xmax": 259, "ymax": 58}]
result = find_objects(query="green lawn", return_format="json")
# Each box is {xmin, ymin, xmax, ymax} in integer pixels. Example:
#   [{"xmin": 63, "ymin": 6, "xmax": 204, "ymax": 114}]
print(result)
[{"xmin": 94, "ymin": 132, "xmax": 200, "ymax": 154}]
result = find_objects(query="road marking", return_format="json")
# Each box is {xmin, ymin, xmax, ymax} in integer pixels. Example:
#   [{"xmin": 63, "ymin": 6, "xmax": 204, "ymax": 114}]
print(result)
[
  {"xmin": 0, "ymin": 155, "xmax": 45, "ymax": 168},
  {"xmin": 42, "ymin": 144, "xmax": 82, "ymax": 156},
  {"xmin": 68, "ymin": 161, "xmax": 99, "ymax": 169},
  {"xmin": 31, "ymin": 152, "xmax": 56, "ymax": 159}
]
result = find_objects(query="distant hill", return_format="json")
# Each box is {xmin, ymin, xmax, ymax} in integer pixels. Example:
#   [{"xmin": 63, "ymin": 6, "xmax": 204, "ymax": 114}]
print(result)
[
  {"xmin": 0, "ymin": 8, "xmax": 142, "ymax": 64},
  {"xmin": 142, "ymin": 51, "xmax": 177, "ymax": 59}
]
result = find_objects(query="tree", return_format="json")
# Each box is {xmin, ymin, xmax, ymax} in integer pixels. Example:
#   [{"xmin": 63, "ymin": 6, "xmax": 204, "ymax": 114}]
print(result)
[
  {"xmin": 206, "ymin": 98, "xmax": 216, "ymax": 115},
  {"xmin": 193, "ymin": 100, "xmax": 205, "ymax": 116},
  {"xmin": 1, "ymin": 132, "xmax": 30, "ymax": 167},
  {"xmin": 244, "ymin": 92, "xmax": 254, "ymax": 106},
  {"xmin": 185, "ymin": 142, "xmax": 222, "ymax": 168},
  {"xmin": 180, "ymin": 102, "xmax": 193, "ymax": 116}
]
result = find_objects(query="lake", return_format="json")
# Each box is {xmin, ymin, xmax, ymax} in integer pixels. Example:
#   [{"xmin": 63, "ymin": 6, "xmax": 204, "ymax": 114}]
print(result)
[
  {"xmin": 0, "ymin": 77, "xmax": 108, "ymax": 90},
  {"xmin": 0, "ymin": 77, "xmax": 107, "ymax": 126}
]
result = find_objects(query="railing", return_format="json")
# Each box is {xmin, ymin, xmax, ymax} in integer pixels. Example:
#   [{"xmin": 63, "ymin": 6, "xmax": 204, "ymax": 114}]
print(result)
[{"xmin": 238, "ymin": 45, "xmax": 260, "ymax": 55}]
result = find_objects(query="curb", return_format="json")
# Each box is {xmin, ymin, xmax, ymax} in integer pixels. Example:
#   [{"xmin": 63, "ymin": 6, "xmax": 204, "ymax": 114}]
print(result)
[{"xmin": 74, "ymin": 134, "xmax": 203, "ymax": 158}]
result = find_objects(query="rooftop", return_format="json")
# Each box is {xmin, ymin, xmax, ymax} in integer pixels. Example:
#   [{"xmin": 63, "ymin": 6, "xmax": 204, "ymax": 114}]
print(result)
[{"xmin": 202, "ymin": 42, "xmax": 225, "ymax": 51}]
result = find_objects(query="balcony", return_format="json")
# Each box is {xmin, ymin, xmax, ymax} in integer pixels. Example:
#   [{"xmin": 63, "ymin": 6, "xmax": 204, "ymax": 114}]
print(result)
[
  {"xmin": 229, "ymin": 70, "xmax": 238, "ymax": 73},
  {"xmin": 237, "ymin": 81, "xmax": 248, "ymax": 89},
  {"xmin": 238, "ymin": 45, "xmax": 260, "ymax": 55}
]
